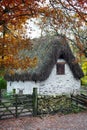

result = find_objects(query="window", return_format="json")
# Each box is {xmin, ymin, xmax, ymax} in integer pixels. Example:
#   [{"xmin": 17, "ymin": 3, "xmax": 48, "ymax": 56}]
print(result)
[{"xmin": 56, "ymin": 62, "xmax": 65, "ymax": 75}]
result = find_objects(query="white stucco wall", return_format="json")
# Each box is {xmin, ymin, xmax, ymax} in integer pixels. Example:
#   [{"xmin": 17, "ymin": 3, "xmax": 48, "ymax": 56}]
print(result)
[{"xmin": 7, "ymin": 59, "xmax": 81, "ymax": 95}]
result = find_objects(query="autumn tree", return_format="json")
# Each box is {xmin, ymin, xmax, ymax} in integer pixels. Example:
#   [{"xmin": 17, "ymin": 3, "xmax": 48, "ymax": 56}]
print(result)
[
  {"xmin": 0, "ymin": 0, "xmax": 86, "ymax": 75},
  {"xmin": 38, "ymin": 0, "xmax": 87, "ymax": 57},
  {"xmin": 0, "ymin": 0, "xmax": 45, "ymax": 75}
]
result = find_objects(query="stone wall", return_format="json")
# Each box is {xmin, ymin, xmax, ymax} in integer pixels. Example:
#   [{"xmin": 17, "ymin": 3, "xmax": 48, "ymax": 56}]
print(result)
[
  {"xmin": 7, "ymin": 59, "xmax": 81, "ymax": 95},
  {"xmin": 39, "ymin": 60, "xmax": 80, "ymax": 95}
]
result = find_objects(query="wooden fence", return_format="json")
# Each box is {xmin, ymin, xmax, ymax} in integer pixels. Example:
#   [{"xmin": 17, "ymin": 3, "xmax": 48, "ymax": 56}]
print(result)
[
  {"xmin": 71, "ymin": 94, "xmax": 87, "ymax": 109},
  {"xmin": 0, "ymin": 88, "xmax": 38, "ymax": 119},
  {"xmin": 1, "ymin": 87, "xmax": 87, "ymax": 120}
]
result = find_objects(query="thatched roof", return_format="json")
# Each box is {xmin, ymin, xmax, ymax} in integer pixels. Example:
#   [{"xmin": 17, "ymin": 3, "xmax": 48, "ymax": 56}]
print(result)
[{"xmin": 4, "ymin": 35, "xmax": 84, "ymax": 81}]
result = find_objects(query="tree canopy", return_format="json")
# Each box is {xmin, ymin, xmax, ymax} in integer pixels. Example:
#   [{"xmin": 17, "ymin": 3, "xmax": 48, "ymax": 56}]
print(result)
[
  {"xmin": 38, "ymin": 0, "xmax": 87, "ymax": 56},
  {"xmin": 0, "ymin": 0, "xmax": 87, "ymax": 75},
  {"xmin": 0, "ymin": 0, "xmax": 41, "ymax": 75}
]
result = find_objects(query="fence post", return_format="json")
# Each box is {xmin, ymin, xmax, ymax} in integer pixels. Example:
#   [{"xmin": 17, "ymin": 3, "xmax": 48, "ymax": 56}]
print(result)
[
  {"xmin": 33, "ymin": 88, "xmax": 38, "ymax": 116},
  {"xmin": 15, "ymin": 94, "xmax": 18, "ymax": 118}
]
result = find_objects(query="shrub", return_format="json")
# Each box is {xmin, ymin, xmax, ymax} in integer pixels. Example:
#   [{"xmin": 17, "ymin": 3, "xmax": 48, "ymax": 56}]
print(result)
[
  {"xmin": 81, "ymin": 76, "xmax": 87, "ymax": 86},
  {"xmin": 0, "ymin": 77, "xmax": 7, "ymax": 89}
]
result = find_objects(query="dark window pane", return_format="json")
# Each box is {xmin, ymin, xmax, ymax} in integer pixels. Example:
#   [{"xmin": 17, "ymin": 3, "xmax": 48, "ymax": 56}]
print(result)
[{"xmin": 56, "ymin": 62, "xmax": 65, "ymax": 75}]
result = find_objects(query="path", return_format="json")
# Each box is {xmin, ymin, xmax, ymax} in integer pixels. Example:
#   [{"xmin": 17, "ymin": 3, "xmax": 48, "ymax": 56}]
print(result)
[{"xmin": 0, "ymin": 111, "xmax": 87, "ymax": 130}]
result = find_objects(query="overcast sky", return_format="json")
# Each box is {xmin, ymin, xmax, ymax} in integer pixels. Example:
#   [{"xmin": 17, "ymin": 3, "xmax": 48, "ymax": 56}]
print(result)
[{"xmin": 26, "ymin": 18, "xmax": 42, "ymax": 39}]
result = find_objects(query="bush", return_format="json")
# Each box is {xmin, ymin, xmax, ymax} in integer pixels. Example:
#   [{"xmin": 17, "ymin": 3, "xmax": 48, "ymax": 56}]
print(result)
[
  {"xmin": 0, "ymin": 77, "xmax": 7, "ymax": 89},
  {"xmin": 2, "ymin": 91, "xmax": 13, "ymax": 99},
  {"xmin": 81, "ymin": 76, "xmax": 87, "ymax": 86}
]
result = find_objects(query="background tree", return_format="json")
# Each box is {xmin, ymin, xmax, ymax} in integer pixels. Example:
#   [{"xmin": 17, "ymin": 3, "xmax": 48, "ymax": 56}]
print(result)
[{"xmin": 38, "ymin": 0, "xmax": 87, "ymax": 57}]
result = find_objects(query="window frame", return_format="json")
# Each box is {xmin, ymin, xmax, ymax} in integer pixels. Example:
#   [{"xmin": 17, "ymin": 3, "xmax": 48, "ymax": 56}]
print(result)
[{"xmin": 56, "ymin": 62, "xmax": 65, "ymax": 75}]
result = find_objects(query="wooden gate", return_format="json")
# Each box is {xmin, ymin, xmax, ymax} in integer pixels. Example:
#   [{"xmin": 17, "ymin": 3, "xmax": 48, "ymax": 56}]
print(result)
[{"xmin": 0, "ymin": 88, "xmax": 38, "ymax": 119}]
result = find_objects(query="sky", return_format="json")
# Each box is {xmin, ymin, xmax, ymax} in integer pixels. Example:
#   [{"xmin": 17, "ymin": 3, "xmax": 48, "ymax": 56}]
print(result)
[
  {"xmin": 23, "ymin": 0, "xmax": 50, "ymax": 39},
  {"xmin": 26, "ymin": 18, "xmax": 42, "ymax": 39}
]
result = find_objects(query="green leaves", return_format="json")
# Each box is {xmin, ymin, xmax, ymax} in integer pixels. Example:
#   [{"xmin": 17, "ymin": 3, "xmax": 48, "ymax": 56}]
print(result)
[{"xmin": 0, "ymin": 77, "xmax": 7, "ymax": 89}]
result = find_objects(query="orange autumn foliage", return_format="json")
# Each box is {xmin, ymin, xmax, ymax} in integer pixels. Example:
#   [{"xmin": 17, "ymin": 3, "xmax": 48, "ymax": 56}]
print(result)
[
  {"xmin": 0, "ymin": 0, "xmax": 43, "ymax": 73},
  {"xmin": 0, "ymin": 0, "xmax": 86, "ymax": 74}
]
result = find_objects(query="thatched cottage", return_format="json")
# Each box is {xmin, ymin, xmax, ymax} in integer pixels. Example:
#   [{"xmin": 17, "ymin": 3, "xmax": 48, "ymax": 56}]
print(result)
[{"xmin": 5, "ymin": 35, "xmax": 84, "ymax": 95}]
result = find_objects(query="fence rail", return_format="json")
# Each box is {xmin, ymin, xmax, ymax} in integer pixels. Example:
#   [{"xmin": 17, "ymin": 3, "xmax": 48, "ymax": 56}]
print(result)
[
  {"xmin": 71, "ymin": 94, "xmax": 87, "ymax": 108},
  {"xmin": 1, "ymin": 88, "xmax": 87, "ymax": 120},
  {"xmin": 0, "ymin": 88, "xmax": 38, "ymax": 119}
]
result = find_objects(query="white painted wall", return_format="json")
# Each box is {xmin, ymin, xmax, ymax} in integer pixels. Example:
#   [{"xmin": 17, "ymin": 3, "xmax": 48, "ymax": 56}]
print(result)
[{"xmin": 7, "ymin": 59, "xmax": 81, "ymax": 95}]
